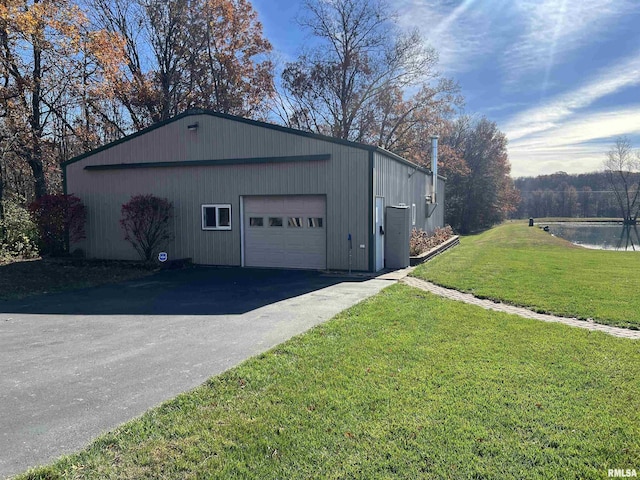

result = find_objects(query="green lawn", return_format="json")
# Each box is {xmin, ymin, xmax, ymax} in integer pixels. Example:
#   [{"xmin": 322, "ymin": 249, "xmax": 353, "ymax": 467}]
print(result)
[
  {"xmin": 412, "ymin": 222, "xmax": 640, "ymax": 329},
  {"xmin": 20, "ymin": 285, "xmax": 639, "ymax": 480}
]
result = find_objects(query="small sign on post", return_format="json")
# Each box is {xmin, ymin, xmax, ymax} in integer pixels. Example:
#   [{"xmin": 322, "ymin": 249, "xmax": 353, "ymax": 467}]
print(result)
[{"xmin": 158, "ymin": 252, "xmax": 168, "ymax": 262}]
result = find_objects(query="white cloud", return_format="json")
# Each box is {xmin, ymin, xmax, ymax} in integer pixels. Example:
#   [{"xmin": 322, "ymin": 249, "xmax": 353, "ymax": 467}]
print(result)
[
  {"xmin": 503, "ymin": 50, "xmax": 640, "ymax": 141},
  {"xmin": 506, "ymin": 48, "xmax": 640, "ymax": 176},
  {"xmin": 508, "ymin": 107, "xmax": 640, "ymax": 177}
]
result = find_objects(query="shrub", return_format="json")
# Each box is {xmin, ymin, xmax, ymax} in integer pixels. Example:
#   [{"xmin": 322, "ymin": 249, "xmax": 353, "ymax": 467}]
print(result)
[
  {"xmin": 28, "ymin": 194, "xmax": 86, "ymax": 256},
  {"xmin": 410, "ymin": 225, "xmax": 454, "ymax": 256},
  {"xmin": 0, "ymin": 196, "xmax": 39, "ymax": 259},
  {"xmin": 120, "ymin": 194, "xmax": 173, "ymax": 262}
]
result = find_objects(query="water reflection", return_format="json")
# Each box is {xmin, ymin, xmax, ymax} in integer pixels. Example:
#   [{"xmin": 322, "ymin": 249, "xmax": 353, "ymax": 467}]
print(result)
[{"xmin": 545, "ymin": 222, "xmax": 640, "ymax": 251}]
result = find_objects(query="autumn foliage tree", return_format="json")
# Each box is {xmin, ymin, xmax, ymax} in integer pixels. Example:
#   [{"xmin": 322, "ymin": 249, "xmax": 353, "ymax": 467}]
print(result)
[
  {"xmin": 120, "ymin": 194, "xmax": 173, "ymax": 262},
  {"xmin": 364, "ymin": 83, "xmax": 462, "ymax": 165},
  {"xmin": 440, "ymin": 117, "xmax": 519, "ymax": 233},
  {"xmin": 90, "ymin": 0, "xmax": 274, "ymax": 129},
  {"xmin": 193, "ymin": 0, "xmax": 274, "ymax": 117},
  {"xmin": 0, "ymin": 0, "xmax": 273, "ymax": 206},
  {"xmin": 0, "ymin": 0, "xmax": 125, "ymax": 199}
]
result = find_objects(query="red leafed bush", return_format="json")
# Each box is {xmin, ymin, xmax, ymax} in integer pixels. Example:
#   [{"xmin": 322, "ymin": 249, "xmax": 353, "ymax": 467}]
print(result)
[
  {"xmin": 410, "ymin": 225, "xmax": 454, "ymax": 256},
  {"xmin": 120, "ymin": 195, "xmax": 173, "ymax": 262},
  {"xmin": 28, "ymin": 194, "xmax": 87, "ymax": 256}
]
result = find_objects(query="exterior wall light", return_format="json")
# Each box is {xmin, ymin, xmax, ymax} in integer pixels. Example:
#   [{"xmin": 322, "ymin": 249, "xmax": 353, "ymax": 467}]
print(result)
[{"xmin": 187, "ymin": 122, "xmax": 199, "ymax": 131}]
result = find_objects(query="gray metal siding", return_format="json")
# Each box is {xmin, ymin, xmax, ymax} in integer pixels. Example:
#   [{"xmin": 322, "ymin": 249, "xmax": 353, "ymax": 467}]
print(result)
[
  {"xmin": 66, "ymin": 115, "xmax": 370, "ymax": 270},
  {"xmin": 373, "ymin": 152, "xmax": 445, "ymax": 234},
  {"xmin": 432, "ymin": 177, "xmax": 446, "ymax": 231}
]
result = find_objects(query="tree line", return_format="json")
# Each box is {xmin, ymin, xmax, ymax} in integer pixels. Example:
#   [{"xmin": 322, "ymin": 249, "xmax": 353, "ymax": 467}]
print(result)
[
  {"xmin": 0, "ymin": 0, "xmax": 518, "ymax": 247},
  {"xmin": 515, "ymin": 172, "xmax": 624, "ymax": 219},
  {"xmin": 515, "ymin": 138, "xmax": 640, "ymax": 222}
]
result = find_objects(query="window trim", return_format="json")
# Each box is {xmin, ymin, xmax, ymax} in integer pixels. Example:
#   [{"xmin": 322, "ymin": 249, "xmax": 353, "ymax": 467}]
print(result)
[
  {"xmin": 201, "ymin": 204, "xmax": 232, "ymax": 231},
  {"xmin": 412, "ymin": 203, "xmax": 416, "ymax": 226}
]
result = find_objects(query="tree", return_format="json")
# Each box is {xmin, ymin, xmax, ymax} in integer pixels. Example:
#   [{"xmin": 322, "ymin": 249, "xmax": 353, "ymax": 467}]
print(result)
[
  {"xmin": 438, "ymin": 117, "xmax": 471, "ymax": 227},
  {"xmin": 361, "ymin": 81, "xmax": 462, "ymax": 164},
  {"xmin": 557, "ymin": 182, "xmax": 578, "ymax": 218},
  {"xmin": 0, "ymin": 0, "xmax": 125, "ymax": 198},
  {"xmin": 579, "ymin": 186, "xmax": 593, "ymax": 218},
  {"xmin": 0, "ymin": 193, "xmax": 38, "ymax": 258},
  {"xmin": 90, "ymin": 0, "xmax": 274, "ymax": 129},
  {"xmin": 280, "ymin": 0, "xmax": 443, "ymax": 142},
  {"xmin": 191, "ymin": 0, "xmax": 274, "ymax": 117},
  {"xmin": 120, "ymin": 194, "xmax": 173, "ymax": 262},
  {"xmin": 603, "ymin": 137, "xmax": 640, "ymax": 224},
  {"xmin": 440, "ymin": 117, "xmax": 519, "ymax": 233}
]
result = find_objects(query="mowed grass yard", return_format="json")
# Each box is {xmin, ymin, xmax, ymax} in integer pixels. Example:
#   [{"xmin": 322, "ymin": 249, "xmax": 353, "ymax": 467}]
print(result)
[
  {"xmin": 412, "ymin": 222, "xmax": 640, "ymax": 329},
  {"xmin": 20, "ymin": 285, "xmax": 639, "ymax": 480}
]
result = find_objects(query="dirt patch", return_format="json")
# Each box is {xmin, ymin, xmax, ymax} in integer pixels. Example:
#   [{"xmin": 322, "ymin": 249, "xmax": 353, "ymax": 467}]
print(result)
[{"xmin": 0, "ymin": 257, "xmax": 157, "ymax": 300}]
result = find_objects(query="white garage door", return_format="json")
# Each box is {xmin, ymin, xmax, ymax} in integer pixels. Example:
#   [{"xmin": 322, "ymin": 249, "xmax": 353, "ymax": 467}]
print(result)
[{"xmin": 244, "ymin": 195, "xmax": 326, "ymax": 269}]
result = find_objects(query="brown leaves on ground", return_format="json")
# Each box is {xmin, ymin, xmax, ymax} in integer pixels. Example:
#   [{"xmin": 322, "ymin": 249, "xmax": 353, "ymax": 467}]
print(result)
[
  {"xmin": 0, "ymin": 257, "xmax": 154, "ymax": 300},
  {"xmin": 409, "ymin": 225, "xmax": 454, "ymax": 256}
]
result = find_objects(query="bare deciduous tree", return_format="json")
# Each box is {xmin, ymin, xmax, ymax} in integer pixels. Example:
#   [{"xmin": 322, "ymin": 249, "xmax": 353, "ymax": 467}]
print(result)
[
  {"xmin": 280, "ymin": 0, "xmax": 443, "ymax": 142},
  {"xmin": 603, "ymin": 137, "xmax": 640, "ymax": 224}
]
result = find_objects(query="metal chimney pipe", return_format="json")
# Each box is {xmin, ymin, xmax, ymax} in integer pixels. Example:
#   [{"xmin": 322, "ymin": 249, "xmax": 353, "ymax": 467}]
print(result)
[{"xmin": 430, "ymin": 135, "xmax": 439, "ymax": 203}]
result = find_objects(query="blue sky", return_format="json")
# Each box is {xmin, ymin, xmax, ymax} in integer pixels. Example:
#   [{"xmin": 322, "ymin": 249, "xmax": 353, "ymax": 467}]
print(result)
[{"xmin": 251, "ymin": 0, "xmax": 640, "ymax": 178}]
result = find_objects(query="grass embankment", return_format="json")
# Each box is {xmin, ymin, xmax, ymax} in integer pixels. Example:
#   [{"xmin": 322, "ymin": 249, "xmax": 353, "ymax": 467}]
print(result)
[
  {"xmin": 20, "ymin": 285, "xmax": 639, "ymax": 479},
  {"xmin": 412, "ymin": 222, "xmax": 640, "ymax": 329},
  {"xmin": 0, "ymin": 258, "xmax": 154, "ymax": 300},
  {"xmin": 533, "ymin": 218, "xmax": 620, "ymax": 223}
]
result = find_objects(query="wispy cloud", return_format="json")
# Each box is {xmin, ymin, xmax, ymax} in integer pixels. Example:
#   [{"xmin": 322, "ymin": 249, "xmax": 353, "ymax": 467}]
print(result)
[
  {"xmin": 395, "ymin": 0, "xmax": 502, "ymax": 74},
  {"xmin": 503, "ymin": 50, "xmax": 640, "ymax": 141},
  {"xmin": 505, "ymin": 46, "xmax": 640, "ymax": 177},
  {"xmin": 508, "ymin": 106, "xmax": 640, "ymax": 176},
  {"xmin": 396, "ymin": 0, "xmax": 638, "ymax": 82},
  {"xmin": 502, "ymin": 0, "xmax": 639, "ymax": 87}
]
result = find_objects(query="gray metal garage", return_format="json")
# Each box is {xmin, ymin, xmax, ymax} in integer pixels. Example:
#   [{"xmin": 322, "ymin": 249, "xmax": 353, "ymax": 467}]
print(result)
[{"xmin": 63, "ymin": 110, "xmax": 445, "ymax": 272}]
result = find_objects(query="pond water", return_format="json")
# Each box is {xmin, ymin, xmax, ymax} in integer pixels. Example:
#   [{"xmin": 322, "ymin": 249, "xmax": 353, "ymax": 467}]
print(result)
[{"xmin": 545, "ymin": 222, "xmax": 640, "ymax": 251}]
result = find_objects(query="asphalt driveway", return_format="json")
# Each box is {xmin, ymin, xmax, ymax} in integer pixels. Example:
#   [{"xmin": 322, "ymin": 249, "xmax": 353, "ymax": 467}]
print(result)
[{"xmin": 0, "ymin": 267, "xmax": 392, "ymax": 478}]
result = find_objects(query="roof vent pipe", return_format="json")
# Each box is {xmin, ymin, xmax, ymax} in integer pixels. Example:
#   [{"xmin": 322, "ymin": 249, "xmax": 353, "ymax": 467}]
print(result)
[{"xmin": 430, "ymin": 135, "xmax": 439, "ymax": 204}]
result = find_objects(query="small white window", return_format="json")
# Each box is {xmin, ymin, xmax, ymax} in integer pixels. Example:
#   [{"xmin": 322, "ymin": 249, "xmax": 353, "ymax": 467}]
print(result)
[
  {"xmin": 202, "ymin": 204, "xmax": 231, "ymax": 231},
  {"xmin": 412, "ymin": 203, "xmax": 416, "ymax": 226},
  {"xmin": 269, "ymin": 217, "xmax": 283, "ymax": 227},
  {"xmin": 249, "ymin": 217, "xmax": 263, "ymax": 227}
]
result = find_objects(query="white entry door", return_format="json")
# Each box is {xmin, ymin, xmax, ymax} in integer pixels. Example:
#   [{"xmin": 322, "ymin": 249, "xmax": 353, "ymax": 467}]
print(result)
[
  {"xmin": 375, "ymin": 197, "xmax": 384, "ymax": 271},
  {"xmin": 244, "ymin": 196, "xmax": 326, "ymax": 270}
]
